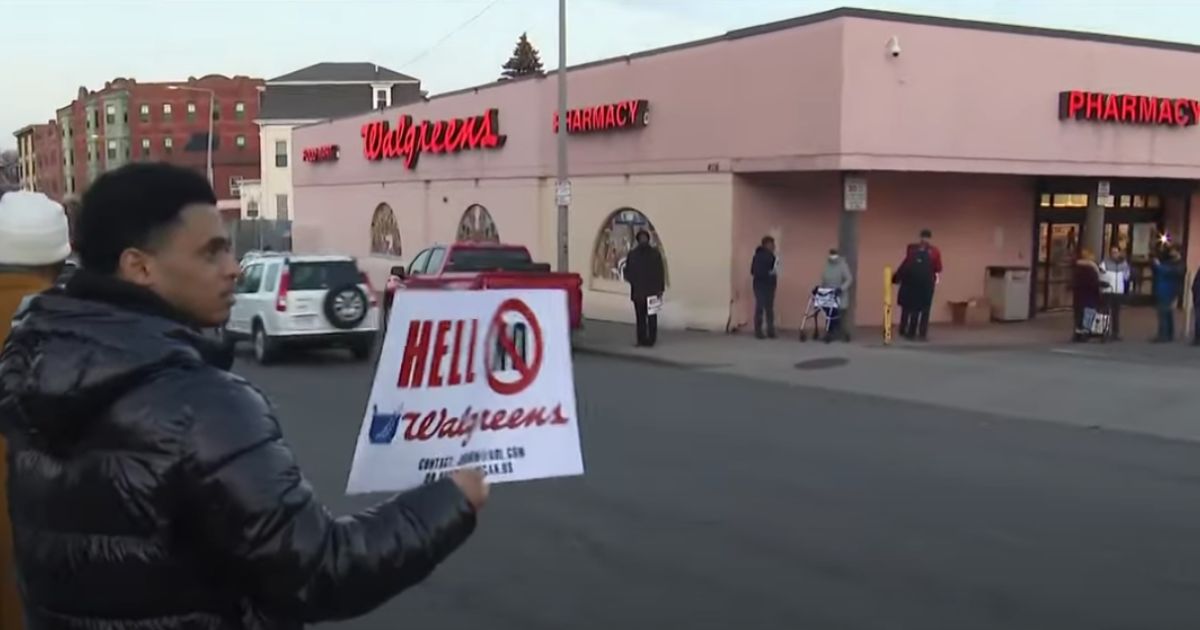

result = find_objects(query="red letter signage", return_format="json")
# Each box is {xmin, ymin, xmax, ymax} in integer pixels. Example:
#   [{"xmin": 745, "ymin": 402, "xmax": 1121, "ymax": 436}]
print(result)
[
  {"xmin": 1059, "ymin": 90, "xmax": 1200, "ymax": 128},
  {"xmin": 553, "ymin": 99, "xmax": 649, "ymax": 135},
  {"xmin": 302, "ymin": 144, "xmax": 340, "ymax": 163},
  {"xmin": 361, "ymin": 109, "xmax": 506, "ymax": 169}
]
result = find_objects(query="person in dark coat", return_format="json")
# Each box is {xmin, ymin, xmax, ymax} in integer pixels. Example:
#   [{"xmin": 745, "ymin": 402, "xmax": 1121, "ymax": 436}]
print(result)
[
  {"xmin": 1152, "ymin": 245, "xmax": 1185, "ymax": 342},
  {"xmin": 893, "ymin": 229, "xmax": 941, "ymax": 341},
  {"xmin": 1191, "ymin": 265, "xmax": 1200, "ymax": 346},
  {"xmin": 1071, "ymin": 247, "xmax": 1105, "ymax": 342},
  {"xmin": 750, "ymin": 236, "xmax": 778, "ymax": 339},
  {"xmin": 623, "ymin": 229, "xmax": 666, "ymax": 347},
  {"xmin": 0, "ymin": 163, "xmax": 486, "ymax": 630}
]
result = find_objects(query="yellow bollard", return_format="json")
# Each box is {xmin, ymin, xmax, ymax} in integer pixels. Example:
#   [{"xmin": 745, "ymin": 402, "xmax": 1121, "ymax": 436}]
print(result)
[{"xmin": 883, "ymin": 266, "xmax": 894, "ymax": 345}]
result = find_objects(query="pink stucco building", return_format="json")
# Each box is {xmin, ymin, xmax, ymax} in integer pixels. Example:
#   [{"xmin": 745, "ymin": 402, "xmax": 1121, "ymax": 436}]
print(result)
[{"xmin": 291, "ymin": 7, "xmax": 1200, "ymax": 332}]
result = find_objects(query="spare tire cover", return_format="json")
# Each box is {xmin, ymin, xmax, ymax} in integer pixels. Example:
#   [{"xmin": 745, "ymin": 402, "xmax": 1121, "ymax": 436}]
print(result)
[{"xmin": 323, "ymin": 284, "xmax": 369, "ymax": 330}]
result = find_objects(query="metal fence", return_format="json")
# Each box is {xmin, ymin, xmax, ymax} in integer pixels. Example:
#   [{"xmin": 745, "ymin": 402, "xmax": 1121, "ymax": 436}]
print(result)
[{"xmin": 227, "ymin": 219, "xmax": 292, "ymax": 258}]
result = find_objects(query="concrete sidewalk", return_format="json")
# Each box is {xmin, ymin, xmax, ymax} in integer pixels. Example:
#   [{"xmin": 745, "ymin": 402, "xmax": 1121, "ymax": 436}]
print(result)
[{"xmin": 573, "ymin": 318, "xmax": 1200, "ymax": 444}]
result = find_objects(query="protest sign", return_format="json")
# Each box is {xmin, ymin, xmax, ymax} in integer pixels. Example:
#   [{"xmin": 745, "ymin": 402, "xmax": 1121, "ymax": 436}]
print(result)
[{"xmin": 346, "ymin": 289, "xmax": 584, "ymax": 494}]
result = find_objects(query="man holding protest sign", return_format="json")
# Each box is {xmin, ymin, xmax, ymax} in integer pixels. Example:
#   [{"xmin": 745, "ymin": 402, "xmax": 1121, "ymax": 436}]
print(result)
[{"xmin": 0, "ymin": 163, "xmax": 485, "ymax": 629}]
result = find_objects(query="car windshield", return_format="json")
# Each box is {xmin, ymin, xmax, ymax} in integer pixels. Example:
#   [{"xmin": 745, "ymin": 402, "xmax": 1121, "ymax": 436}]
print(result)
[
  {"xmin": 446, "ymin": 248, "xmax": 535, "ymax": 272},
  {"xmin": 288, "ymin": 261, "xmax": 361, "ymax": 291}
]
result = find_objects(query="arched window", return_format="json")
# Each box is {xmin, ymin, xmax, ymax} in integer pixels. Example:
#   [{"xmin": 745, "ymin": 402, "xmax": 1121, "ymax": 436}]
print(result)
[
  {"xmin": 590, "ymin": 207, "xmax": 668, "ymax": 291},
  {"xmin": 456, "ymin": 204, "xmax": 500, "ymax": 243},
  {"xmin": 369, "ymin": 202, "xmax": 402, "ymax": 257}
]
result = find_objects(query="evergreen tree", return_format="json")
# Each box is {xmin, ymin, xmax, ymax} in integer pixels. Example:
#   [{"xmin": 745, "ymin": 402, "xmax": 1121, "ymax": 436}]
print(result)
[{"xmin": 500, "ymin": 32, "xmax": 545, "ymax": 80}]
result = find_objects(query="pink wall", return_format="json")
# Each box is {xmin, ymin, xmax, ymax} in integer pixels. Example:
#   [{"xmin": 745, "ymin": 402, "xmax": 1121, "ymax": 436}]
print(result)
[
  {"xmin": 730, "ymin": 173, "xmax": 841, "ymax": 331},
  {"xmin": 292, "ymin": 20, "xmax": 845, "ymax": 188},
  {"xmin": 840, "ymin": 18, "xmax": 1200, "ymax": 178},
  {"xmin": 858, "ymin": 173, "xmax": 1035, "ymax": 325},
  {"xmin": 732, "ymin": 171, "xmax": 1034, "ymax": 328}
]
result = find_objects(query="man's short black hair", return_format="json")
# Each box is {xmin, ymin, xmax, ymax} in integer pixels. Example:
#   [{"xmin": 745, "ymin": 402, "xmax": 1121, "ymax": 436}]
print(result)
[
  {"xmin": 761, "ymin": 235, "xmax": 775, "ymax": 245},
  {"xmin": 76, "ymin": 162, "xmax": 217, "ymax": 273},
  {"xmin": 919, "ymin": 229, "xmax": 933, "ymax": 238}
]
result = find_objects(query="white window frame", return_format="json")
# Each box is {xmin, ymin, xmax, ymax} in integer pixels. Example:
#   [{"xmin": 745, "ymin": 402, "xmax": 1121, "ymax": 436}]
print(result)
[
  {"xmin": 164, "ymin": 137, "xmax": 174, "ymax": 149},
  {"xmin": 274, "ymin": 140, "xmax": 288, "ymax": 168},
  {"xmin": 235, "ymin": 135, "xmax": 247, "ymax": 148}
]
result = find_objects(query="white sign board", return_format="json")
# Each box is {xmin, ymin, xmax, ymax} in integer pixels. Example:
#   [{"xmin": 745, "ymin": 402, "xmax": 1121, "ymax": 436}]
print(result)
[
  {"xmin": 346, "ymin": 289, "xmax": 584, "ymax": 494},
  {"xmin": 1097, "ymin": 180, "xmax": 1111, "ymax": 198},
  {"xmin": 844, "ymin": 176, "xmax": 867, "ymax": 211},
  {"xmin": 555, "ymin": 180, "xmax": 572, "ymax": 206}
]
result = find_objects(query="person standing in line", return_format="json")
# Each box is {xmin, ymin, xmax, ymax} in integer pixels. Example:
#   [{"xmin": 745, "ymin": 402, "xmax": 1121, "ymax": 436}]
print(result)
[
  {"xmin": 819, "ymin": 248, "xmax": 853, "ymax": 340},
  {"xmin": 1099, "ymin": 246, "xmax": 1130, "ymax": 340},
  {"xmin": 893, "ymin": 229, "xmax": 941, "ymax": 341},
  {"xmin": 1152, "ymin": 245, "xmax": 1185, "ymax": 342},
  {"xmin": 0, "ymin": 190, "xmax": 73, "ymax": 630},
  {"xmin": 624, "ymin": 229, "xmax": 666, "ymax": 347},
  {"xmin": 0, "ymin": 163, "xmax": 487, "ymax": 629},
  {"xmin": 1071, "ymin": 247, "xmax": 1105, "ymax": 342},
  {"xmin": 750, "ymin": 235, "xmax": 779, "ymax": 339},
  {"xmin": 1191, "ymin": 266, "xmax": 1200, "ymax": 346}
]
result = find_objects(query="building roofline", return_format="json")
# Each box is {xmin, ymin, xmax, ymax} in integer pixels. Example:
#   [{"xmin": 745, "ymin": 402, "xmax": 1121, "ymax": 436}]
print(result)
[{"xmin": 425, "ymin": 6, "xmax": 1200, "ymax": 103}]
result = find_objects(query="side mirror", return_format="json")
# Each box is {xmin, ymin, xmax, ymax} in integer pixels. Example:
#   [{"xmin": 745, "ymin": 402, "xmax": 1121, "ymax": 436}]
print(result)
[{"xmin": 390, "ymin": 265, "xmax": 407, "ymax": 279}]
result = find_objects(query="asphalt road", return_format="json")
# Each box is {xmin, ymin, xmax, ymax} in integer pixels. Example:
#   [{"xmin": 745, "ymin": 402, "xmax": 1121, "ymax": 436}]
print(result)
[{"xmin": 236, "ymin": 349, "xmax": 1200, "ymax": 630}]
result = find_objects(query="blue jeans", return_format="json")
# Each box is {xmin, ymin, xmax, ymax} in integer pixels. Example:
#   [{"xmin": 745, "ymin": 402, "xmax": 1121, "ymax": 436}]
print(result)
[{"xmin": 1156, "ymin": 301, "xmax": 1175, "ymax": 341}]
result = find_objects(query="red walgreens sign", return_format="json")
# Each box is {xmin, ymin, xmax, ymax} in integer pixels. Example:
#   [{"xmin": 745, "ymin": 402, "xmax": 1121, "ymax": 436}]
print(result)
[
  {"xmin": 553, "ymin": 99, "xmax": 649, "ymax": 134},
  {"xmin": 302, "ymin": 144, "xmax": 339, "ymax": 163},
  {"xmin": 1059, "ymin": 90, "xmax": 1200, "ymax": 127},
  {"xmin": 361, "ymin": 109, "xmax": 506, "ymax": 169}
]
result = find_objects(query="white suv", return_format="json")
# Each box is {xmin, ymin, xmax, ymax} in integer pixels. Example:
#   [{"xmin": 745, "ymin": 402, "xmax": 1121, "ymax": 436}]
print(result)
[{"xmin": 224, "ymin": 254, "xmax": 380, "ymax": 364}]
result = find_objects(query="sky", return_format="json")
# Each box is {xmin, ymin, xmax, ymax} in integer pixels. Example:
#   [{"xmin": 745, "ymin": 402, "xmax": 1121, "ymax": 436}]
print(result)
[{"xmin": 5, "ymin": 0, "xmax": 1200, "ymax": 149}]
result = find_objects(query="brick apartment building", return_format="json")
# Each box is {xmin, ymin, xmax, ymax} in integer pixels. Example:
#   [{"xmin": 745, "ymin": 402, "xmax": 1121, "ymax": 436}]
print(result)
[
  {"xmin": 54, "ymin": 74, "xmax": 264, "ymax": 200},
  {"xmin": 12, "ymin": 122, "xmax": 64, "ymax": 199}
]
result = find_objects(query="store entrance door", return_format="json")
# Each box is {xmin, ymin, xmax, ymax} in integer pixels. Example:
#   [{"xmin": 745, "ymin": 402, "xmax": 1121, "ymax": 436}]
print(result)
[
  {"xmin": 1035, "ymin": 222, "xmax": 1080, "ymax": 311},
  {"xmin": 1034, "ymin": 190, "xmax": 1167, "ymax": 312}
]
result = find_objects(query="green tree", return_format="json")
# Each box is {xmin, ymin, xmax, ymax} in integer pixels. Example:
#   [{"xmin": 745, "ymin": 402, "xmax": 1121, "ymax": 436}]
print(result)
[{"xmin": 500, "ymin": 32, "xmax": 545, "ymax": 80}]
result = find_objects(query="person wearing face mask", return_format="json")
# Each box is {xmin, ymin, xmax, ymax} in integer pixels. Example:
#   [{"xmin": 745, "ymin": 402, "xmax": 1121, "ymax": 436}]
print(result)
[{"xmin": 818, "ymin": 248, "xmax": 853, "ymax": 340}]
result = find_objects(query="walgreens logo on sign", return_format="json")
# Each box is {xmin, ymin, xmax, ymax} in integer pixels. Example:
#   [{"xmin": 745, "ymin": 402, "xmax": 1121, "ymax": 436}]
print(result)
[{"xmin": 361, "ymin": 109, "xmax": 506, "ymax": 169}]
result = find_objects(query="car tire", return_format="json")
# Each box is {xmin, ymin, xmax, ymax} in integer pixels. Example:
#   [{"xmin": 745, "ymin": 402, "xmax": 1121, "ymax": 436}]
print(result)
[
  {"xmin": 349, "ymin": 337, "xmax": 372, "ymax": 361},
  {"xmin": 253, "ymin": 323, "xmax": 278, "ymax": 365},
  {"xmin": 324, "ymin": 284, "xmax": 369, "ymax": 331}
]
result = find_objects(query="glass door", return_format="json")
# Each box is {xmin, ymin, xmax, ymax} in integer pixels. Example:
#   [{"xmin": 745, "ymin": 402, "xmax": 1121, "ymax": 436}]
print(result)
[{"xmin": 1036, "ymin": 222, "xmax": 1081, "ymax": 311}]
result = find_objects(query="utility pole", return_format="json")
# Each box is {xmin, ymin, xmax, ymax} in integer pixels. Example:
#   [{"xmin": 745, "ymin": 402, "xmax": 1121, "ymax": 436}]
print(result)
[{"xmin": 555, "ymin": 0, "xmax": 570, "ymax": 272}]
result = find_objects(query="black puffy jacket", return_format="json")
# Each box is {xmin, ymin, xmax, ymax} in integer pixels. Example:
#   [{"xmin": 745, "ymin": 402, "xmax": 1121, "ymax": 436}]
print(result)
[{"xmin": 0, "ymin": 271, "xmax": 477, "ymax": 629}]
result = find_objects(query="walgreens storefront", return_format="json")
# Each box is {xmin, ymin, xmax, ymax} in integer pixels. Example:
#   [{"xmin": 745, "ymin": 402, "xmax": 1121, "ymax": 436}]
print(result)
[{"xmin": 292, "ymin": 8, "xmax": 1200, "ymax": 332}]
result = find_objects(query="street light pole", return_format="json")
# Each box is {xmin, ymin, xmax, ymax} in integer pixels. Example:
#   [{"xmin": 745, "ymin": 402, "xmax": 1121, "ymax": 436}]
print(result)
[{"xmin": 555, "ymin": 0, "xmax": 569, "ymax": 272}]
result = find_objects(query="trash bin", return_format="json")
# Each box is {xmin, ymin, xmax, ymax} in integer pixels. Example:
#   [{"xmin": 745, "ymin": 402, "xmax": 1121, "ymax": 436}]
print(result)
[{"xmin": 985, "ymin": 266, "xmax": 1031, "ymax": 321}]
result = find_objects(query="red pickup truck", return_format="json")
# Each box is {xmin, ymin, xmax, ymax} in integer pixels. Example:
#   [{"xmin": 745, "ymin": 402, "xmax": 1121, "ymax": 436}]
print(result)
[{"xmin": 384, "ymin": 242, "xmax": 584, "ymax": 329}]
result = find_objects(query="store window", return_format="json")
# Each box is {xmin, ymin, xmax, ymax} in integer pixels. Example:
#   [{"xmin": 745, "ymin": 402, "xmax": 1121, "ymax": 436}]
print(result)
[
  {"xmin": 456, "ymin": 204, "xmax": 500, "ymax": 242},
  {"xmin": 370, "ymin": 202, "xmax": 403, "ymax": 257},
  {"xmin": 590, "ymin": 207, "xmax": 668, "ymax": 291}
]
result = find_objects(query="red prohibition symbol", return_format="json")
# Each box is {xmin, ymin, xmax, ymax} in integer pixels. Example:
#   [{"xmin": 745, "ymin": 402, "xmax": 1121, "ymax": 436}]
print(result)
[{"xmin": 485, "ymin": 298, "xmax": 544, "ymax": 395}]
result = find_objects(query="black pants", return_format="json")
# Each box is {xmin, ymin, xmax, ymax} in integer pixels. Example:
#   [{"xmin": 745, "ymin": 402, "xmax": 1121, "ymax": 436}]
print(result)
[
  {"xmin": 633, "ymin": 296, "xmax": 658, "ymax": 346},
  {"xmin": 900, "ymin": 304, "xmax": 931, "ymax": 339},
  {"xmin": 754, "ymin": 283, "xmax": 777, "ymax": 337}
]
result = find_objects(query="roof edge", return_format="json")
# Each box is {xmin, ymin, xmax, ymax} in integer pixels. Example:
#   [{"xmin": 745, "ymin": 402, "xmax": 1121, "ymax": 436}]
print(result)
[{"xmin": 302, "ymin": 5, "xmax": 1200, "ymax": 127}]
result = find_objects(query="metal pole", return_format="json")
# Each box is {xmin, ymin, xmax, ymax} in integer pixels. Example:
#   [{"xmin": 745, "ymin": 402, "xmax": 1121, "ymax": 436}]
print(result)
[
  {"xmin": 555, "ymin": 0, "xmax": 569, "ymax": 272},
  {"xmin": 838, "ymin": 173, "xmax": 861, "ymax": 335},
  {"xmin": 206, "ymin": 90, "xmax": 215, "ymax": 188}
]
